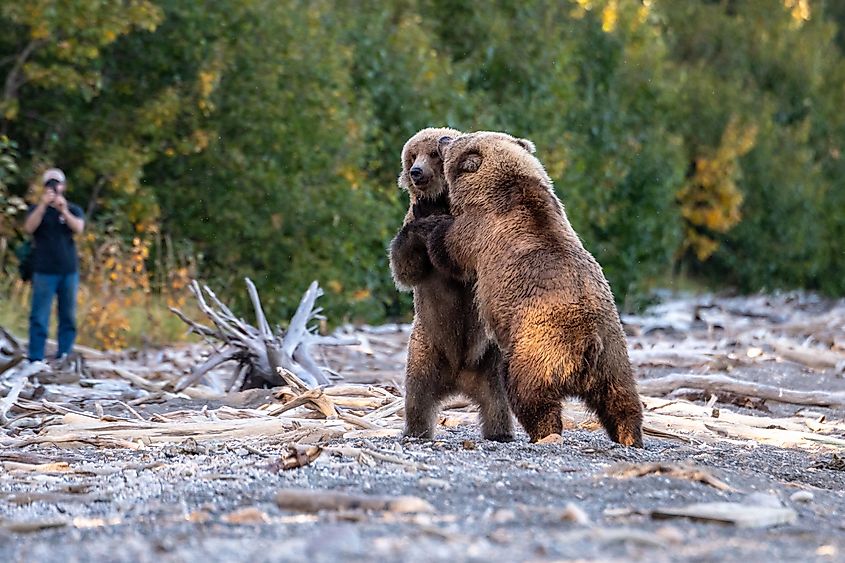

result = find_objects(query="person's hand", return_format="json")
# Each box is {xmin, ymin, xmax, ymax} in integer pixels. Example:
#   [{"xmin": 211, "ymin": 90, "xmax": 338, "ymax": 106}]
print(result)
[
  {"xmin": 53, "ymin": 194, "xmax": 68, "ymax": 213},
  {"xmin": 40, "ymin": 189, "xmax": 56, "ymax": 207}
]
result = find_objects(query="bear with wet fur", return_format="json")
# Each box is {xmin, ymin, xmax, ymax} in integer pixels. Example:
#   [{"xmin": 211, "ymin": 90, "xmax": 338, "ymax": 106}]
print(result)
[
  {"xmin": 423, "ymin": 131, "xmax": 643, "ymax": 447},
  {"xmin": 388, "ymin": 127, "xmax": 513, "ymax": 441}
]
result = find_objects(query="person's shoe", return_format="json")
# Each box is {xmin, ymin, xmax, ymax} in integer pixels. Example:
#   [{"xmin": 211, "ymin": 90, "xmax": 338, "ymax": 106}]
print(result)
[
  {"xmin": 50, "ymin": 354, "xmax": 66, "ymax": 369},
  {"xmin": 13, "ymin": 359, "xmax": 50, "ymax": 378}
]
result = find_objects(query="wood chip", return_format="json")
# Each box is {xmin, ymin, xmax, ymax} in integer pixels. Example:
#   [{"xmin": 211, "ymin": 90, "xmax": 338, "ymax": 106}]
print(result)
[
  {"xmin": 651, "ymin": 502, "xmax": 797, "ymax": 528},
  {"xmin": 560, "ymin": 502, "xmax": 591, "ymax": 525},
  {"xmin": 72, "ymin": 516, "xmax": 122, "ymax": 528},
  {"xmin": 606, "ymin": 462, "xmax": 737, "ymax": 492},
  {"xmin": 5, "ymin": 492, "xmax": 111, "ymax": 505},
  {"xmin": 275, "ymin": 488, "xmax": 435, "ymax": 513},
  {"xmin": 537, "ymin": 433, "xmax": 564, "ymax": 445},
  {"xmin": 266, "ymin": 445, "xmax": 323, "ymax": 470},
  {"xmin": 1, "ymin": 518, "xmax": 69, "ymax": 533},
  {"xmin": 789, "ymin": 491, "xmax": 814, "ymax": 503},
  {"xmin": 186, "ymin": 511, "xmax": 211, "ymax": 523},
  {"xmin": 1, "ymin": 461, "xmax": 71, "ymax": 473},
  {"xmin": 222, "ymin": 507, "xmax": 271, "ymax": 524}
]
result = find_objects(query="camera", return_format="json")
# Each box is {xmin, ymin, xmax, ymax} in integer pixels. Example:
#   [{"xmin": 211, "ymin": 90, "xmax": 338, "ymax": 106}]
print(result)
[{"xmin": 44, "ymin": 178, "xmax": 60, "ymax": 191}]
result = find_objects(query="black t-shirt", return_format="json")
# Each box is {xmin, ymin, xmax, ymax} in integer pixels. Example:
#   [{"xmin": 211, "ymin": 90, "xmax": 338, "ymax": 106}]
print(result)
[{"xmin": 27, "ymin": 203, "xmax": 84, "ymax": 274}]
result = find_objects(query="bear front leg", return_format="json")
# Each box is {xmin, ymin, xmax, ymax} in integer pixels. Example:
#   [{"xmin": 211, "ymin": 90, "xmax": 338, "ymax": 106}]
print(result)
[
  {"xmin": 426, "ymin": 215, "xmax": 469, "ymax": 281},
  {"xmin": 389, "ymin": 224, "xmax": 435, "ymax": 290},
  {"xmin": 458, "ymin": 348, "xmax": 513, "ymax": 442},
  {"xmin": 403, "ymin": 331, "xmax": 453, "ymax": 439}
]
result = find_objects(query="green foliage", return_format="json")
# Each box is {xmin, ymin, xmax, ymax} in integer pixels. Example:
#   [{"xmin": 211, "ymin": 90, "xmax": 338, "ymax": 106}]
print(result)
[
  {"xmin": 2, "ymin": 0, "xmax": 845, "ymax": 336},
  {"xmin": 0, "ymin": 135, "xmax": 23, "ymax": 239},
  {"xmin": 417, "ymin": 1, "xmax": 686, "ymax": 305},
  {"xmin": 660, "ymin": 0, "xmax": 845, "ymax": 295}
]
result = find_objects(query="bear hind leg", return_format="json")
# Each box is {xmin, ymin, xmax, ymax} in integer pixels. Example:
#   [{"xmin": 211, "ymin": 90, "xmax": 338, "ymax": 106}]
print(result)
[
  {"xmin": 403, "ymin": 343, "xmax": 453, "ymax": 440},
  {"xmin": 583, "ymin": 366, "xmax": 643, "ymax": 448},
  {"xmin": 509, "ymin": 393, "xmax": 562, "ymax": 442},
  {"xmin": 504, "ymin": 358, "xmax": 562, "ymax": 442},
  {"xmin": 458, "ymin": 351, "xmax": 513, "ymax": 442},
  {"xmin": 478, "ymin": 388, "xmax": 514, "ymax": 442}
]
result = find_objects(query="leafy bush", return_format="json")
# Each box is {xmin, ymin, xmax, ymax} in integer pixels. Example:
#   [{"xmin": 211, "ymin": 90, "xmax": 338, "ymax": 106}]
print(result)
[{"xmin": 2, "ymin": 0, "xmax": 845, "ymax": 339}]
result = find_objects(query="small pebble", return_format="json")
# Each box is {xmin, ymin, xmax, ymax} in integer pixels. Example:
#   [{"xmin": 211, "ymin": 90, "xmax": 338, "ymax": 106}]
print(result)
[
  {"xmin": 488, "ymin": 527, "xmax": 512, "ymax": 544},
  {"xmin": 655, "ymin": 525, "xmax": 685, "ymax": 544},
  {"xmin": 746, "ymin": 491, "xmax": 782, "ymax": 508},
  {"xmin": 790, "ymin": 491, "xmax": 814, "ymax": 503},
  {"xmin": 560, "ymin": 502, "xmax": 590, "ymax": 525},
  {"xmin": 537, "ymin": 433, "xmax": 563, "ymax": 445},
  {"xmin": 491, "ymin": 509, "xmax": 515, "ymax": 524},
  {"xmin": 746, "ymin": 347, "xmax": 763, "ymax": 358},
  {"xmin": 418, "ymin": 477, "xmax": 450, "ymax": 490}
]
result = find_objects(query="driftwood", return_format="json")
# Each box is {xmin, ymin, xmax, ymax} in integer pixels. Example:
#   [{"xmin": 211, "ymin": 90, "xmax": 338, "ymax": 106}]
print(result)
[
  {"xmin": 170, "ymin": 279, "xmax": 357, "ymax": 392},
  {"xmin": 0, "ymin": 377, "xmax": 26, "ymax": 425},
  {"xmin": 651, "ymin": 502, "xmax": 797, "ymax": 529},
  {"xmin": 606, "ymin": 462, "xmax": 737, "ymax": 492},
  {"xmin": 770, "ymin": 341, "xmax": 845, "ymax": 374},
  {"xmin": 275, "ymin": 488, "xmax": 435, "ymax": 513},
  {"xmin": 2, "ymin": 292, "xmax": 845, "ymax": 461},
  {"xmin": 641, "ymin": 396, "xmax": 845, "ymax": 448},
  {"xmin": 0, "ymin": 327, "xmax": 24, "ymax": 373},
  {"xmin": 10, "ymin": 380, "xmax": 412, "ymax": 449},
  {"xmin": 638, "ymin": 373, "xmax": 845, "ymax": 408}
]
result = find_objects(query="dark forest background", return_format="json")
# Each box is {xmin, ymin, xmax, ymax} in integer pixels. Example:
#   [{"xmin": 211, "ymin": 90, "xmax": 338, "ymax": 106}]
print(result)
[{"xmin": 2, "ymin": 0, "xmax": 844, "ymax": 347}]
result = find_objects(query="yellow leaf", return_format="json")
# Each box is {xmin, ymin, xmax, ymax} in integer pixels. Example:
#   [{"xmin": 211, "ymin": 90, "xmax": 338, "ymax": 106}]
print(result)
[{"xmin": 601, "ymin": 0, "xmax": 618, "ymax": 33}]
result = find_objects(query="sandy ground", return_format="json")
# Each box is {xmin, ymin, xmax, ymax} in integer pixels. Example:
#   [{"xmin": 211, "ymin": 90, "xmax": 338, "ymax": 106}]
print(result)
[
  {"xmin": 2, "ymin": 293, "xmax": 845, "ymax": 562},
  {"xmin": 2, "ymin": 424, "xmax": 844, "ymax": 562}
]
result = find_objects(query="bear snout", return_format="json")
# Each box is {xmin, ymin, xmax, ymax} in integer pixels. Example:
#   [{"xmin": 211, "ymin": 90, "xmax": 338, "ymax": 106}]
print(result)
[{"xmin": 409, "ymin": 166, "xmax": 428, "ymax": 185}]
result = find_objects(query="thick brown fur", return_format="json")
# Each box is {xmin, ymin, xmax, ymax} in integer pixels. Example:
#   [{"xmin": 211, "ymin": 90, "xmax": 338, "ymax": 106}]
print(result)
[
  {"xmin": 423, "ymin": 131, "xmax": 643, "ymax": 447},
  {"xmin": 388, "ymin": 128, "xmax": 513, "ymax": 441}
]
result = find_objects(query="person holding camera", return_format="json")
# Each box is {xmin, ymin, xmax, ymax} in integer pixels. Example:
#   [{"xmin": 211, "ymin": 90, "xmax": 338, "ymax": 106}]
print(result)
[{"xmin": 23, "ymin": 168, "xmax": 85, "ymax": 363}]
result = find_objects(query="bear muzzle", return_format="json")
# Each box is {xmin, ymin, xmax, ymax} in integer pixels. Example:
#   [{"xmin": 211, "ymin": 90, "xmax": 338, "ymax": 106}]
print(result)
[{"xmin": 409, "ymin": 166, "xmax": 431, "ymax": 186}]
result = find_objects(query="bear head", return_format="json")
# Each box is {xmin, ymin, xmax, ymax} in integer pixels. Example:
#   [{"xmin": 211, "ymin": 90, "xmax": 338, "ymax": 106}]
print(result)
[
  {"xmin": 437, "ymin": 131, "xmax": 554, "ymax": 215},
  {"xmin": 399, "ymin": 127, "xmax": 463, "ymax": 203}
]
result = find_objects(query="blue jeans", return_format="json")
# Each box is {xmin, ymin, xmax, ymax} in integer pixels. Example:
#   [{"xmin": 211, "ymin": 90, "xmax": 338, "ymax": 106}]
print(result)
[{"xmin": 28, "ymin": 272, "xmax": 79, "ymax": 361}]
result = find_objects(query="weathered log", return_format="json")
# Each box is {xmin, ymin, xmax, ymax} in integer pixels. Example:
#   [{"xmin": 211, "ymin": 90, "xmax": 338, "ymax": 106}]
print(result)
[
  {"xmin": 638, "ymin": 373, "xmax": 845, "ymax": 408},
  {"xmin": 174, "ymin": 348, "xmax": 236, "ymax": 392},
  {"xmin": 170, "ymin": 279, "xmax": 356, "ymax": 392},
  {"xmin": 651, "ymin": 502, "xmax": 797, "ymax": 529},
  {"xmin": 770, "ymin": 341, "xmax": 845, "ymax": 373},
  {"xmin": 0, "ymin": 377, "xmax": 27, "ymax": 425},
  {"xmin": 0, "ymin": 327, "xmax": 24, "ymax": 374}
]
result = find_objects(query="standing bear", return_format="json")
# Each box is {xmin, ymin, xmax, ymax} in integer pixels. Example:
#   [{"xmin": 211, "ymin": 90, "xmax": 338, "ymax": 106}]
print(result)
[
  {"xmin": 388, "ymin": 127, "xmax": 513, "ymax": 441},
  {"xmin": 422, "ymin": 131, "xmax": 643, "ymax": 447}
]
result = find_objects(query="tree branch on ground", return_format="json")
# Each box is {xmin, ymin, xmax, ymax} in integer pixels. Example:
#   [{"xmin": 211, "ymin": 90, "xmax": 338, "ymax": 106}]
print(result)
[{"xmin": 170, "ymin": 279, "xmax": 357, "ymax": 392}]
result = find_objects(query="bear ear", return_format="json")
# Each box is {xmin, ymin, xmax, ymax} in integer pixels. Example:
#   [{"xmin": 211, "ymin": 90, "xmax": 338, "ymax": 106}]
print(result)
[
  {"xmin": 437, "ymin": 136, "xmax": 454, "ymax": 159},
  {"xmin": 459, "ymin": 153, "xmax": 481, "ymax": 174},
  {"xmin": 515, "ymin": 137, "xmax": 536, "ymax": 154}
]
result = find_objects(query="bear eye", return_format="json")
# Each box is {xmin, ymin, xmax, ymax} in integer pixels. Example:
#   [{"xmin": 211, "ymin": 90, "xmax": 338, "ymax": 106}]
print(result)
[
  {"xmin": 428, "ymin": 151, "xmax": 439, "ymax": 160},
  {"xmin": 459, "ymin": 153, "xmax": 481, "ymax": 174}
]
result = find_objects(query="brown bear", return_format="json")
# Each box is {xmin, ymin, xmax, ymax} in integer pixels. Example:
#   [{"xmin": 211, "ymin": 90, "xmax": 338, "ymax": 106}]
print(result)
[
  {"xmin": 420, "ymin": 131, "xmax": 643, "ymax": 447},
  {"xmin": 388, "ymin": 127, "xmax": 513, "ymax": 441}
]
